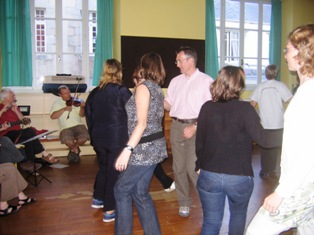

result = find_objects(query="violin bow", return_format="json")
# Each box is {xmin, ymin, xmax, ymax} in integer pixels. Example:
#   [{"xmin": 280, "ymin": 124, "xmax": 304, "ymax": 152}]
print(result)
[{"xmin": 66, "ymin": 77, "xmax": 82, "ymax": 120}]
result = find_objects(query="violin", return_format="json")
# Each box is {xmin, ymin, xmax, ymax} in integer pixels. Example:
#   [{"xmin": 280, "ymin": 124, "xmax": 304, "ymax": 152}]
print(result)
[{"xmin": 66, "ymin": 97, "xmax": 83, "ymax": 107}]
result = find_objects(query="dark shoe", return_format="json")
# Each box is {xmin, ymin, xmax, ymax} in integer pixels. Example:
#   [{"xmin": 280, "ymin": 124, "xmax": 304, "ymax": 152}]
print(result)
[
  {"xmin": 67, "ymin": 151, "xmax": 80, "ymax": 163},
  {"xmin": 259, "ymin": 171, "xmax": 279, "ymax": 181},
  {"xmin": 0, "ymin": 205, "xmax": 22, "ymax": 217},
  {"xmin": 103, "ymin": 212, "xmax": 115, "ymax": 222},
  {"xmin": 91, "ymin": 198, "xmax": 104, "ymax": 209},
  {"xmin": 18, "ymin": 197, "xmax": 37, "ymax": 206}
]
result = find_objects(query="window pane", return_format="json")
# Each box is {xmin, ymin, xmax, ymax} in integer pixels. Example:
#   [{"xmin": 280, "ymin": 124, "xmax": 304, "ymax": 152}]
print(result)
[
  {"xmin": 35, "ymin": 0, "xmax": 55, "ymax": 18},
  {"xmin": 63, "ymin": 54, "xmax": 82, "ymax": 75},
  {"xmin": 225, "ymin": 0, "xmax": 239, "ymax": 29},
  {"xmin": 35, "ymin": 54, "xmax": 56, "ymax": 85},
  {"xmin": 244, "ymin": 2, "xmax": 258, "ymax": 30},
  {"xmin": 263, "ymin": 4, "xmax": 271, "ymax": 31},
  {"xmin": 62, "ymin": 21, "xmax": 82, "ymax": 54},
  {"xmin": 244, "ymin": 30, "xmax": 258, "ymax": 58},
  {"xmin": 244, "ymin": 59, "xmax": 258, "ymax": 85},
  {"xmin": 62, "ymin": 0, "xmax": 82, "ymax": 20},
  {"xmin": 262, "ymin": 32, "xmax": 270, "ymax": 58}
]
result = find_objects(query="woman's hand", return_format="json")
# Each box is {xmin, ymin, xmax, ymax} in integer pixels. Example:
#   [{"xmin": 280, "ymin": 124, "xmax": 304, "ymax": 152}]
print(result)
[
  {"xmin": 115, "ymin": 148, "xmax": 131, "ymax": 171},
  {"xmin": 263, "ymin": 192, "xmax": 284, "ymax": 214}
]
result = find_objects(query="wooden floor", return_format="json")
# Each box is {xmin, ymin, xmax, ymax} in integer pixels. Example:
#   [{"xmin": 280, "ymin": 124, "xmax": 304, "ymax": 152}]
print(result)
[{"xmin": 0, "ymin": 146, "xmax": 295, "ymax": 235}]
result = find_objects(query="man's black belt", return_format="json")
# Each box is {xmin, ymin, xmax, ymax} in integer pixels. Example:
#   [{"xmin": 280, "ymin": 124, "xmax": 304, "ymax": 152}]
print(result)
[
  {"xmin": 138, "ymin": 131, "xmax": 164, "ymax": 144},
  {"xmin": 172, "ymin": 117, "xmax": 197, "ymax": 124}
]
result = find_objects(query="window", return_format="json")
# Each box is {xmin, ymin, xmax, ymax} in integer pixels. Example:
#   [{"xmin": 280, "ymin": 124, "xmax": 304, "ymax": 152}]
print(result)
[
  {"xmin": 89, "ymin": 12, "xmax": 97, "ymax": 53},
  {"xmin": 30, "ymin": 0, "xmax": 97, "ymax": 88},
  {"xmin": 214, "ymin": 0, "xmax": 271, "ymax": 87},
  {"xmin": 35, "ymin": 8, "xmax": 46, "ymax": 52}
]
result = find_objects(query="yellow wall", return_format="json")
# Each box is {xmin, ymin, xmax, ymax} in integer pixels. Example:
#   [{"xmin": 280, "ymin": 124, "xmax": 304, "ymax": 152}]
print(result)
[
  {"xmin": 114, "ymin": 0, "xmax": 206, "ymax": 60},
  {"xmin": 114, "ymin": 0, "xmax": 314, "ymax": 100},
  {"xmin": 281, "ymin": 0, "xmax": 314, "ymax": 90}
]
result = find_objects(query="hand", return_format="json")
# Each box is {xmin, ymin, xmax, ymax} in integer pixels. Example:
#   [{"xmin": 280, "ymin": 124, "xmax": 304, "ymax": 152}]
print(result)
[
  {"xmin": 0, "ymin": 122, "xmax": 9, "ymax": 132},
  {"xmin": 80, "ymin": 101, "xmax": 85, "ymax": 108},
  {"xmin": 196, "ymin": 169, "xmax": 200, "ymax": 175},
  {"xmin": 11, "ymin": 104, "xmax": 19, "ymax": 113},
  {"xmin": 263, "ymin": 192, "xmax": 284, "ymax": 214},
  {"xmin": 115, "ymin": 148, "xmax": 131, "ymax": 171},
  {"xmin": 183, "ymin": 124, "xmax": 197, "ymax": 139}
]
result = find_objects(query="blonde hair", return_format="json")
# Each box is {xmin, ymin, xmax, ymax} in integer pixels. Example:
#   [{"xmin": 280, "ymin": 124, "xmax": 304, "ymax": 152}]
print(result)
[
  {"xmin": 99, "ymin": 59, "xmax": 123, "ymax": 89},
  {"xmin": 288, "ymin": 24, "xmax": 314, "ymax": 77},
  {"xmin": 210, "ymin": 66, "xmax": 245, "ymax": 102}
]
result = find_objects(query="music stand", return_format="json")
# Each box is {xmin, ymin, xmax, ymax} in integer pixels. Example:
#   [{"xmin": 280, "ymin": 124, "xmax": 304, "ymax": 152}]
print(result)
[{"xmin": 21, "ymin": 131, "xmax": 57, "ymax": 187}]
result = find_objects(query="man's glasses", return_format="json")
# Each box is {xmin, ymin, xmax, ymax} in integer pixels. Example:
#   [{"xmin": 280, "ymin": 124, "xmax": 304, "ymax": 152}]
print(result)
[
  {"xmin": 175, "ymin": 57, "xmax": 191, "ymax": 65},
  {"xmin": 283, "ymin": 47, "xmax": 289, "ymax": 55}
]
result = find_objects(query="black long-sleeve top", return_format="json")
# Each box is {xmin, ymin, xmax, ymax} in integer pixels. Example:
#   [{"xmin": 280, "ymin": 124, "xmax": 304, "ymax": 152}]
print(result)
[{"xmin": 195, "ymin": 99, "xmax": 283, "ymax": 176}]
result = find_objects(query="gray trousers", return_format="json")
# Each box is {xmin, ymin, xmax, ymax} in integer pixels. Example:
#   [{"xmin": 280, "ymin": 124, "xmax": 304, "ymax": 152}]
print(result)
[
  {"xmin": 0, "ymin": 163, "xmax": 28, "ymax": 201},
  {"xmin": 170, "ymin": 120, "xmax": 199, "ymax": 207}
]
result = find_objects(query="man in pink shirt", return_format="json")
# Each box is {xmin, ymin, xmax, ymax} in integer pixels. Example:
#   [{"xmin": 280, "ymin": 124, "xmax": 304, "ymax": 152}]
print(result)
[{"xmin": 164, "ymin": 46, "xmax": 213, "ymax": 217}]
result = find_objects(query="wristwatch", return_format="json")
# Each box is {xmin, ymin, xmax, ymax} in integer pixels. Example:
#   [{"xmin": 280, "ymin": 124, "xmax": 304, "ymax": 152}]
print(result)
[{"xmin": 125, "ymin": 144, "xmax": 134, "ymax": 152}]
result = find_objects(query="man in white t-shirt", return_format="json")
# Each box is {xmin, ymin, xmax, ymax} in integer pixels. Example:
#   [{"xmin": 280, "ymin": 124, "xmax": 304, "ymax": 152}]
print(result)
[
  {"xmin": 250, "ymin": 64, "xmax": 292, "ymax": 180},
  {"xmin": 50, "ymin": 85, "xmax": 90, "ymax": 163}
]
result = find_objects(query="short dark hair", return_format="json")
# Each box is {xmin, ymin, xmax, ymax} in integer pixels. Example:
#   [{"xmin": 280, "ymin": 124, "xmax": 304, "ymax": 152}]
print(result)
[
  {"xmin": 265, "ymin": 64, "xmax": 278, "ymax": 80},
  {"xmin": 175, "ymin": 46, "xmax": 198, "ymax": 65}
]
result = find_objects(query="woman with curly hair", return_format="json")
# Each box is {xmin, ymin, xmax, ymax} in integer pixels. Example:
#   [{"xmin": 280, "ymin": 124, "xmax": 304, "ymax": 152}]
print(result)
[{"xmin": 247, "ymin": 24, "xmax": 314, "ymax": 235}]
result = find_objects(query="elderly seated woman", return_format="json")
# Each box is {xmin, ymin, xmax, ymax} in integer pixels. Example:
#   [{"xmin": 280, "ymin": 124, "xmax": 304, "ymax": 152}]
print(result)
[{"xmin": 0, "ymin": 162, "xmax": 36, "ymax": 216}]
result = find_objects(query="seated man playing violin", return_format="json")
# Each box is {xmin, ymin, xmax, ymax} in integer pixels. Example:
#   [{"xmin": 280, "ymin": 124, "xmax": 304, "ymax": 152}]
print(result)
[
  {"xmin": 50, "ymin": 85, "xmax": 90, "ymax": 163},
  {"xmin": 0, "ymin": 88, "xmax": 59, "ymax": 172}
]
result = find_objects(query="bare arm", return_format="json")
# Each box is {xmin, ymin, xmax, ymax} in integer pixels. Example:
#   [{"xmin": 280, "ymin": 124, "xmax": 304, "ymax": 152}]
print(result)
[
  {"xmin": 50, "ymin": 106, "xmax": 72, "ymax": 119},
  {"xmin": 164, "ymin": 99, "xmax": 171, "ymax": 112}
]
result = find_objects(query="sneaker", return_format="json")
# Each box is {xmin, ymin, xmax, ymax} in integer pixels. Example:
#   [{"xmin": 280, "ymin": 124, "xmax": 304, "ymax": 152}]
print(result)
[
  {"xmin": 179, "ymin": 206, "xmax": 190, "ymax": 217},
  {"xmin": 103, "ymin": 212, "xmax": 115, "ymax": 222},
  {"xmin": 164, "ymin": 182, "xmax": 176, "ymax": 193},
  {"xmin": 67, "ymin": 151, "xmax": 80, "ymax": 163},
  {"xmin": 91, "ymin": 198, "xmax": 104, "ymax": 209}
]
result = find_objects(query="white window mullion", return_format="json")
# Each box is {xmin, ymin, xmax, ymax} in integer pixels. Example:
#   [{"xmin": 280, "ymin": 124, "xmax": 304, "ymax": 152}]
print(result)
[
  {"xmin": 82, "ymin": 0, "xmax": 89, "ymax": 82},
  {"xmin": 239, "ymin": 0, "xmax": 245, "ymax": 67},
  {"xmin": 56, "ymin": 0, "xmax": 63, "ymax": 73}
]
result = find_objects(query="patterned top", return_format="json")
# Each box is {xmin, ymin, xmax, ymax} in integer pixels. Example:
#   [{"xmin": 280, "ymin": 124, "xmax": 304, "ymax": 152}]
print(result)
[{"xmin": 126, "ymin": 80, "xmax": 168, "ymax": 166}]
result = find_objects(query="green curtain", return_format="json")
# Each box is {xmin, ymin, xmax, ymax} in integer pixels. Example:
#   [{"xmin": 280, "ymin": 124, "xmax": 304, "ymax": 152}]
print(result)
[
  {"xmin": 269, "ymin": 0, "xmax": 282, "ymax": 80},
  {"xmin": 205, "ymin": 0, "xmax": 219, "ymax": 79},
  {"xmin": 92, "ymin": 0, "xmax": 113, "ymax": 86},
  {"xmin": 0, "ymin": 0, "xmax": 32, "ymax": 86}
]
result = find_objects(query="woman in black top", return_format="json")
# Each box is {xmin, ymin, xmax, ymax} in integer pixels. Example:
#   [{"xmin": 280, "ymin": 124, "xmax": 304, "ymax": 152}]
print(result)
[
  {"xmin": 85, "ymin": 59, "xmax": 131, "ymax": 222},
  {"xmin": 195, "ymin": 66, "xmax": 282, "ymax": 235}
]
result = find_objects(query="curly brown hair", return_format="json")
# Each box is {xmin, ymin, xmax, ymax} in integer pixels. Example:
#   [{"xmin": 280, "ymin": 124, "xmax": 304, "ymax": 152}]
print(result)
[{"xmin": 288, "ymin": 24, "xmax": 314, "ymax": 77}]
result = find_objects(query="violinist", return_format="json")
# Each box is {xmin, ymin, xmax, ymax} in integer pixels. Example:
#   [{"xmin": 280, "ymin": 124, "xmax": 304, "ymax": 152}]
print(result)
[
  {"xmin": 50, "ymin": 85, "xmax": 90, "ymax": 163},
  {"xmin": 0, "ymin": 88, "xmax": 59, "ymax": 173}
]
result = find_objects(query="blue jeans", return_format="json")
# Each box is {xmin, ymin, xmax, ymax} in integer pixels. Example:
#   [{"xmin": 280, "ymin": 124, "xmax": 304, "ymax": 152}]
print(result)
[
  {"xmin": 114, "ymin": 163, "xmax": 161, "ymax": 235},
  {"xmin": 197, "ymin": 170, "xmax": 254, "ymax": 235}
]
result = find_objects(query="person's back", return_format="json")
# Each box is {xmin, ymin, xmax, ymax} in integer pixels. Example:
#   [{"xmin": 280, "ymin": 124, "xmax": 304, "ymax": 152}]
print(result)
[{"xmin": 250, "ymin": 64, "xmax": 292, "ymax": 179}]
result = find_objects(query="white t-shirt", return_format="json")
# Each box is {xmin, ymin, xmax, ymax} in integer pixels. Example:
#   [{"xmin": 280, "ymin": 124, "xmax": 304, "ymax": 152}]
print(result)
[{"xmin": 250, "ymin": 79, "xmax": 293, "ymax": 129}]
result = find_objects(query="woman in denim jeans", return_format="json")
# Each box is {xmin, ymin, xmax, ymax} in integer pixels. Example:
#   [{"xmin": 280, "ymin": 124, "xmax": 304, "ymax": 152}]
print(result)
[
  {"xmin": 114, "ymin": 52, "xmax": 167, "ymax": 235},
  {"xmin": 195, "ymin": 66, "xmax": 283, "ymax": 235}
]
